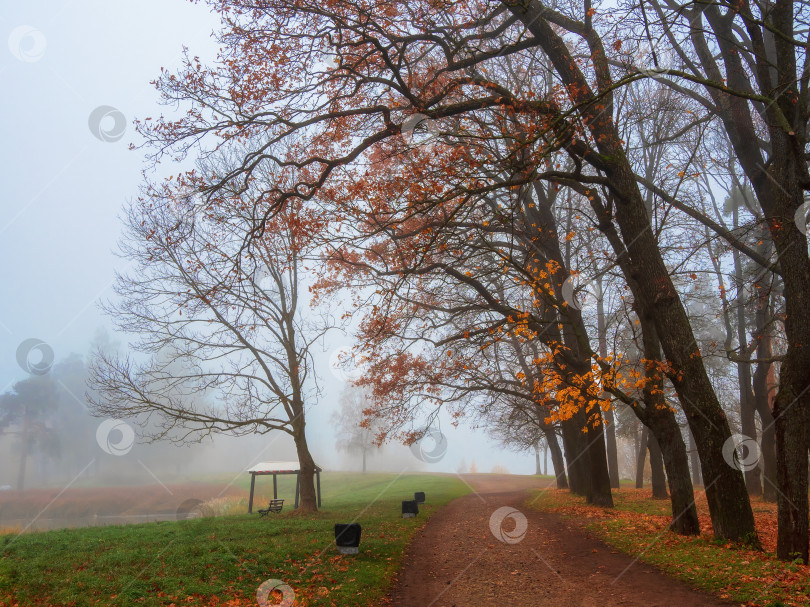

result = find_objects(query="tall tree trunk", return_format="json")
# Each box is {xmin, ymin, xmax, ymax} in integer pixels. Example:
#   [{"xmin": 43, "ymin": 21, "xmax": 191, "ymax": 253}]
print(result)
[
  {"xmin": 543, "ymin": 428, "xmax": 567, "ymax": 489},
  {"xmin": 559, "ymin": 414, "xmax": 587, "ymax": 494},
  {"xmin": 603, "ymin": 407, "xmax": 620, "ymax": 489},
  {"xmin": 653, "ymin": 412, "xmax": 701, "ymax": 534},
  {"xmin": 583, "ymin": 401, "xmax": 614, "ymax": 507},
  {"xmin": 753, "ymin": 291, "xmax": 778, "ymax": 502},
  {"xmin": 543, "ymin": 443, "xmax": 548, "ymax": 476},
  {"xmin": 362, "ymin": 448, "xmax": 367, "ymax": 474},
  {"xmin": 597, "ymin": 277, "xmax": 620, "ymax": 489},
  {"xmin": 688, "ymin": 429, "xmax": 702, "ymax": 487},
  {"xmin": 738, "ymin": 356, "xmax": 762, "ymax": 495},
  {"xmin": 648, "ymin": 434, "xmax": 668, "ymax": 499},
  {"xmin": 636, "ymin": 427, "xmax": 648, "ymax": 489},
  {"xmin": 16, "ymin": 406, "xmax": 30, "ymax": 491},
  {"xmin": 637, "ymin": 323, "xmax": 700, "ymax": 533},
  {"xmin": 732, "ymin": 231, "xmax": 762, "ymax": 496},
  {"xmin": 520, "ymin": 182, "xmax": 613, "ymax": 508},
  {"xmin": 534, "ymin": 441, "xmax": 542, "ymax": 476},
  {"xmin": 291, "ymin": 409, "xmax": 318, "ymax": 512}
]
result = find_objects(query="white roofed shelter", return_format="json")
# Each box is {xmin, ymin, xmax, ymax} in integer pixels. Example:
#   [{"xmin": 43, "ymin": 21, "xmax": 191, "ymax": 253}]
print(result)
[{"xmin": 246, "ymin": 461, "xmax": 322, "ymax": 513}]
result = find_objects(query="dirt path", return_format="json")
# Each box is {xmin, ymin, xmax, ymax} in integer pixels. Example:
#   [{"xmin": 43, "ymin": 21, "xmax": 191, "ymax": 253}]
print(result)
[{"xmin": 390, "ymin": 475, "xmax": 731, "ymax": 607}]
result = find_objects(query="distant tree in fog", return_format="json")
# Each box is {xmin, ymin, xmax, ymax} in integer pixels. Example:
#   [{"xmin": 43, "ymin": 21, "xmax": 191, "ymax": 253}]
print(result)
[
  {"xmin": 332, "ymin": 386, "xmax": 381, "ymax": 473},
  {"xmin": 0, "ymin": 377, "xmax": 60, "ymax": 490}
]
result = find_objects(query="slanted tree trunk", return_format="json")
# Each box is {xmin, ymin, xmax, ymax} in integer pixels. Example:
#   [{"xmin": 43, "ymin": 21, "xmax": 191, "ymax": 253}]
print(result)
[
  {"xmin": 559, "ymin": 413, "xmax": 587, "ymax": 495},
  {"xmin": 543, "ymin": 428, "xmax": 568, "ymax": 489},
  {"xmin": 638, "ymin": 320, "xmax": 697, "ymax": 528},
  {"xmin": 583, "ymin": 181, "xmax": 698, "ymax": 532},
  {"xmin": 654, "ymin": 411, "xmax": 700, "ymax": 534},
  {"xmin": 521, "ymin": 183, "xmax": 612, "ymax": 507}
]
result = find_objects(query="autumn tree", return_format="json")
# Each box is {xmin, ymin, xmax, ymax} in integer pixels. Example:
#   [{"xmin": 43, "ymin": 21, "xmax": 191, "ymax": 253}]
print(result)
[{"xmin": 89, "ymin": 172, "xmax": 329, "ymax": 511}]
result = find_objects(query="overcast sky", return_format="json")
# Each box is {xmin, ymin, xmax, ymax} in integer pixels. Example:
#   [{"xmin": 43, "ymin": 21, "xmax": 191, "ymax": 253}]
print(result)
[{"xmin": 0, "ymin": 1, "xmax": 538, "ymax": 478}]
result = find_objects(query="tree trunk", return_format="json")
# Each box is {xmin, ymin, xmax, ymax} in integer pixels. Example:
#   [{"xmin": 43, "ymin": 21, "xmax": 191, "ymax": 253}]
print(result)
[
  {"xmin": 583, "ymin": 401, "xmax": 614, "ymax": 506},
  {"xmin": 534, "ymin": 441, "xmax": 542, "ymax": 476},
  {"xmin": 688, "ymin": 429, "xmax": 702, "ymax": 487},
  {"xmin": 774, "ymin": 378, "xmax": 809, "ymax": 560},
  {"xmin": 738, "ymin": 363, "xmax": 762, "ymax": 495},
  {"xmin": 291, "ymin": 414, "xmax": 318, "ymax": 512},
  {"xmin": 651, "ymin": 412, "xmax": 701, "ymax": 534},
  {"xmin": 597, "ymin": 277, "xmax": 620, "ymax": 489},
  {"xmin": 732, "ymin": 238, "xmax": 762, "ymax": 496},
  {"xmin": 648, "ymin": 434, "xmax": 668, "ymax": 499},
  {"xmin": 519, "ymin": 183, "xmax": 612, "ymax": 508},
  {"xmin": 16, "ymin": 406, "xmax": 30, "ymax": 491},
  {"xmin": 637, "ymin": 321, "xmax": 700, "ymax": 533},
  {"xmin": 603, "ymin": 407, "xmax": 620, "ymax": 490},
  {"xmin": 753, "ymin": 317, "xmax": 778, "ymax": 503},
  {"xmin": 559, "ymin": 415, "xmax": 587, "ymax": 494},
  {"xmin": 543, "ymin": 428, "xmax": 568, "ymax": 489},
  {"xmin": 543, "ymin": 443, "xmax": 548, "ymax": 476},
  {"xmin": 362, "ymin": 448, "xmax": 367, "ymax": 474},
  {"xmin": 636, "ymin": 427, "xmax": 648, "ymax": 489}
]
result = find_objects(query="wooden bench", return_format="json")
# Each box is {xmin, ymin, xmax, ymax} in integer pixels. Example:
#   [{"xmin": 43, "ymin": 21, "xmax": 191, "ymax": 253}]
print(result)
[{"xmin": 257, "ymin": 499, "xmax": 284, "ymax": 517}]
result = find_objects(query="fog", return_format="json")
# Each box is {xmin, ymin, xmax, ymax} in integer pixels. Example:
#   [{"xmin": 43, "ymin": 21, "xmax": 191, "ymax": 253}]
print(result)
[{"xmin": 0, "ymin": 1, "xmax": 538, "ymax": 517}]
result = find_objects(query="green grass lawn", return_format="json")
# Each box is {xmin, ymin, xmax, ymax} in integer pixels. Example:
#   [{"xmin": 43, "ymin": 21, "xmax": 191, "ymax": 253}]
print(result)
[{"xmin": 0, "ymin": 473, "xmax": 468, "ymax": 607}]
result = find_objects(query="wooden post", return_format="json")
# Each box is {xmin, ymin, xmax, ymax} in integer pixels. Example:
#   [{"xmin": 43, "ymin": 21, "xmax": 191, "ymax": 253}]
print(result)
[
  {"xmin": 294, "ymin": 471, "xmax": 300, "ymax": 509},
  {"xmin": 316, "ymin": 470, "xmax": 322, "ymax": 507},
  {"xmin": 248, "ymin": 473, "xmax": 256, "ymax": 514},
  {"xmin": 273, "ymin": 473, "xmax": 278, "ymax": 499}
]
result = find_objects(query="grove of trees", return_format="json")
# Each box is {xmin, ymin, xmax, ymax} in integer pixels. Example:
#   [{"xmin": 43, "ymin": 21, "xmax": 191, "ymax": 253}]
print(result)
[{"xmin": 90, "ymin": 0, "xmax": 810, "ymax": 560}]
